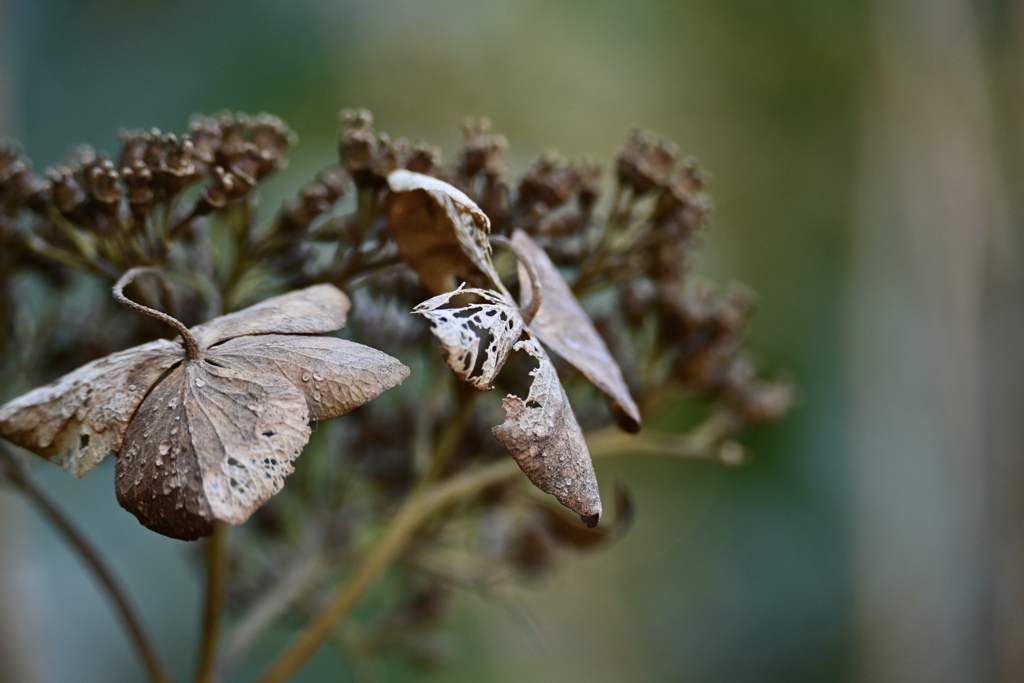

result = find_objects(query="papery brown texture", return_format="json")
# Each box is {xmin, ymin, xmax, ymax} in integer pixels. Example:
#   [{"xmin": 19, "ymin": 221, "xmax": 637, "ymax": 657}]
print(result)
[
  {"xmin": 0, "ymin": 283, "xmax": 410, "ymax": 539},
  {"xmin": 492, "ymin": 337, "xmax": 602, "ymax": 526},
  {"xmin": 386, "ymin": 170, "xmax": 504, "ymax": 295},
  {"xmin": 511, "ymin": 229, "xmax": 641, "ymax": 432}
]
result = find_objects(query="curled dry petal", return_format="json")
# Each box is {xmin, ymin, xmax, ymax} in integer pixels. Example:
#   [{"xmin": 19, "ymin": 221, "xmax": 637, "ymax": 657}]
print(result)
[
  {"xmin": 0, "ymin": 282, "xmax": 409, "ymax": 540},
  {"xmin": 413, "ymin": 285, "xmax": 524, "ymax": 391},
  {"xmin": 511, "ymin": 229, "xmax": 641, "ymax": 432},
  {"xmin": 492, "ymin": 337, "xmax": 602, "ymax": 526},
  {"xmin": 386, "ymin": 170, "xmax": 505, "ymax": 295}
]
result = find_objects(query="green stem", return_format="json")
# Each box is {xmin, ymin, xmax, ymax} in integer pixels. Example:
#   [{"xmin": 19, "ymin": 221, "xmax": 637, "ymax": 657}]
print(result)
[
  {"xmin": 193, "ymin": 522, "xmax": 230, "ymax": 683},
  {"xmin": 0, "ymin": 445, "xmax": 173, "ymax": 683},
  {"xmin": 253, "ymin": 457, "xmax": 522, "ymax": 683},
  {"xmin": 252, "ymin": 412, "xmax": 734, "ymax": 683}
]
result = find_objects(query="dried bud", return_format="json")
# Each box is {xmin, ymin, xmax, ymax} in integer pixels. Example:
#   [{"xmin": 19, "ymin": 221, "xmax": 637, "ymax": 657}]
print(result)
[
  {"xmin": 517, "ymin": 154, "xmax": 579, "ymax": 209},
  {"xmin": 735, "ymin": 380, "xmax": 794, "ymax": 425},
  {"xmin": 88, "ymin": 160, "xmax": 122, "ymax": 206},
  {"xmin": 199, "ymin": 166, "xmax": 237, "ymax": 210},
  {"xmin": 248, "ymin": 113, "xmax": 295, "ymax": 174},
  {"xmin": 405, "ymin": 142, "xmax": 441, "ymax": 175},
  {"xmin": 459, "ymin": 118, "xmax": 506, "ymax": 177},
  {"xmin": 122, "ymin": 162, "xmax": 154, "ymax": 215},
  {"xmin": 710, "ymin": 285, "xmax": 757, "ymax": 341},
  {"xmin": 47, "ymin": 166, "xmax": 86, "ymax": 215},
  {"xmin": 188, "ymin": 116, "xmax": 222, "ymax": 164},
  {"xmin": 339, "ymin": 108, "xmax": 377, "ymax": 175},
  {"xmin": 616, "ymin": 128, "xmax": 678, "ymax": 194}
]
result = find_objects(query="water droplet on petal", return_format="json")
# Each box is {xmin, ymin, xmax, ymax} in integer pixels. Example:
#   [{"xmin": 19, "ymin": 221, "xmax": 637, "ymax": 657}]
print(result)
[
  {"xmin": 195, "ymin": 378, "xmax": 206, "ymax": 388},
  {"xmin": 312, "ymin": 372, "xmax": 324, "ymax": 382},
  {"xmin": 301, "ymin": 374, "xmax": 311, "ymax": 382},
  {"xmin": 158, "ymin": 442, "xmax": 171, "ymax": 455},
  {"xmin": 128, "ymin": 384, "xmax": 138, "ymax": 392}
]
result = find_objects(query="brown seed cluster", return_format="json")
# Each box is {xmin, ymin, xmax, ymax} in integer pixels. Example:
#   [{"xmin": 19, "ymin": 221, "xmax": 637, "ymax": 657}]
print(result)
[{"xmin": 0, "ymin": 109, "xmax": 791, "ymax": 672}]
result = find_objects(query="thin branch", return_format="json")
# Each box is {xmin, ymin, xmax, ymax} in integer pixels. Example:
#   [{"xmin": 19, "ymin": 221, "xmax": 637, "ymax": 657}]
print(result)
[
  {"xmin": 252, "ymin": 411, "xmax": 736, "ymax": 683},
  {"xmin": 253, "ymin": 457, "xmax": 522, "ymax": 683},
  {"xmin": 0, "ymin": 445, "xmax": 173, "ymax": 683},
  {"xmin": 212, "ymin": 552, "xmax": 321, "ymax": 680},
  {"xmin": 193, "ymin": 522, "xmax": 230, "ymax": 683}
]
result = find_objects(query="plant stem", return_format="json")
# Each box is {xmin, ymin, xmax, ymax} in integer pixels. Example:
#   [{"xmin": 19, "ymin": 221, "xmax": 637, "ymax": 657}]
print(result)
[
  {"xmin": 0, "ymin": 445, "xmax": 173, "ymax": 683},
  {"xmin": 212, "ymin": 552, "xmax": 321, "ymax": 680},
  {"xmin": 252, "ymin": 413, "xmax": 733, "ymax": 683},
  {"xmin": 194, "ymin": 522, "xmax": 230, "ymax": 683},
  {"xmin": 253, "ymin": 457, "xmax": 522, "ymax": 683}
]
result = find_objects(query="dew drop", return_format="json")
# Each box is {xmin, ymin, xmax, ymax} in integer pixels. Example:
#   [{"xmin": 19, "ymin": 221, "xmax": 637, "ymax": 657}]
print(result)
[
  {"xmin": 128, "ymin": 384, "xmax": 138, "ymax": 392},
  {"xmin": 301, "ymin": 374, "xmax": 311, "ymax": 382},
  {"xmin": 195, "ymin": 378, "xmax": 206, "ymax": 388},
  {"xmin": 158, "ymin": 442, "xmax": 171, "ymax": 456},
  {"xmin": 558, "ymin": 455, "xmax": 565, "ymax": 462},
  {"xmin": 312, "ymin": 372, "xmax": 324, "ymax": 382},
  {"xmin": 565, "ymin": 477, "xmax": 573, "ymax": 486},
  {"xmin": 312, "ymin": 391, "xmax": 322, "ymax": 402}
]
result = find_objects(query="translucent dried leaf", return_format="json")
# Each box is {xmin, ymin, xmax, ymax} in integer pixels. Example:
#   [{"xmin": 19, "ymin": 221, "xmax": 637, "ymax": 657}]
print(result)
[
  {"xmin": 0, "ymin": 340, "xmax": 183, "ymax": 477},
  {"xmin": 413, "ymin": 285, "xmax": 524, "ymax": 391},
  {"xmin": 511, "ymin": 229, "xmax": 641, "ymax": 432},
  {"xmin": 0, "ymin": 283, "xmax": 409, "ymax": 540},
  {"xmin": 492, "ymin": 337, "xmax": 602, "ymax": 526},
  {"xmin": 190, "ymin": 284, "xmax": 350, "ymax": 348},
  {"xmin": 386, "ymin": 170, "xmax": 504, "ymax": 295}
]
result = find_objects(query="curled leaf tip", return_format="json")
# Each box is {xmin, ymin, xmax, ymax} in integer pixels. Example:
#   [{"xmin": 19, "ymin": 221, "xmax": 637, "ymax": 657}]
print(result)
[{"xmin": 492, "ymin": 338, "xmax": 602, "ymax": 521}]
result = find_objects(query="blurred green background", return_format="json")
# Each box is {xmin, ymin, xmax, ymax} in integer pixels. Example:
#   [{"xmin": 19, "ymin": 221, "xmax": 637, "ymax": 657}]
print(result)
[{"xmin": 2, "ymin": 0, "xmax": 1023, "ymax": 681}]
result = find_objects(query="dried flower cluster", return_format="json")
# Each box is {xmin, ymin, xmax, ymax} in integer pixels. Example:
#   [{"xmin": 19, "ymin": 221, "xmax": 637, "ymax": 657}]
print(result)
[{"xmin": 0, "ymin": 109, "xmax": 791, "ymax": 680}]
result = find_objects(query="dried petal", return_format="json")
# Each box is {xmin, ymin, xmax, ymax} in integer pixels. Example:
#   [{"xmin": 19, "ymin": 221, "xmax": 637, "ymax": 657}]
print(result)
[
  {"xmin": 0, "ymin": 339, "xmax": 183, "ymax": 477},
  {"xmin": 511, "ymin": 230, "xmax": 641, "ymax": 432},
  {"xmin": 386, "ymin": 170, "xmax": 504, "ymax": 295},
  {"xmin": 115, "ymin": 361, "xmax": 310, "ymax": 539},
  {"xmin": 492, "ymin": 337, "xmax": 602, "ymax": 526},
  {"xmin": 0, "ymin": 280, "xmax": 409, "ymax": 540},
  {"xmin": 413, "ymin": 285, "xmax": 524, "ymax": 391},
  {"xmin": 190, "ymin": 284, "xmax": 350, "ymax": 348},
  {"xmin": 209, "ymin": 335, "xmax": 411, "ymax": 419}
]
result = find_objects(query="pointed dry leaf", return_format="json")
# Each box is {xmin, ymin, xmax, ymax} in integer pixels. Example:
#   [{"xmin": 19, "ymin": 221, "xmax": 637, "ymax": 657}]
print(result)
[
  {"xmin": 492, "ymin": 337, "xmax": 602, "ymax": 526},
  {"xmin": 413, "ymin": 285, "xmax": 524, "ymax": 391},
  {"xmin": 0, "ymin": 282, "xmax": 409, "ymax": 540},
  {"xmin": 511, "ymin": 229, "xmax": 641, "ymax": 432},
  {"xmin": 386, "ymin": 170, "xmax": 504, "ymax": 295}
]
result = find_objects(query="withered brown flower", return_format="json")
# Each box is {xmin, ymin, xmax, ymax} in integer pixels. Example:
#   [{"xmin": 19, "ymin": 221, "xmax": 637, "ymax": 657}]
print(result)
[
  {"xmin": 0, "ymin": 269, "xmax": 409, "ymax": 540},
  {"xmin": 388, "ymin": 170, "xmax": 641, "ymax": 527}
]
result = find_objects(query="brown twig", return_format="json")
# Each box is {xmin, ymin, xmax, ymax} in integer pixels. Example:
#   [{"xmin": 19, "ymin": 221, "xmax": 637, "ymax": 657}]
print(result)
[{"xmin": 0, "ymin": 444, "xmax": 173, "ymax": 683}]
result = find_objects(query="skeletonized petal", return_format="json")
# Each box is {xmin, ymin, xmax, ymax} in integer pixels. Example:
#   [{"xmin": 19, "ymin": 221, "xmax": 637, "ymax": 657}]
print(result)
[
  {"xmin": 413, "ymin": 286, "xmax": 524, "ymax": 391},
  {"xmin": 0, "ymin": 339, "xmax": 183, "ymax": 477}
]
